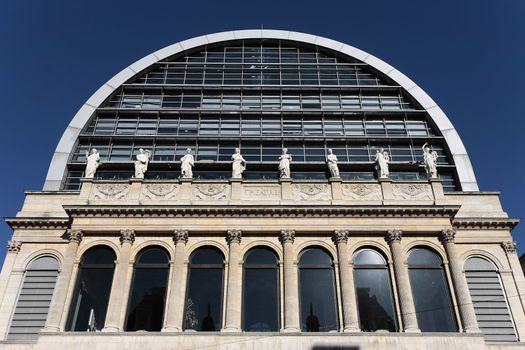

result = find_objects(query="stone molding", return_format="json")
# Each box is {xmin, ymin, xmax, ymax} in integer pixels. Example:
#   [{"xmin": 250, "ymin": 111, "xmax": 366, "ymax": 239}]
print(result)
[
  {"xmin": 332, "ymin": 230, "xmax": 349, "ymax": 244},
  {"xmin": 93, "ymin": 183, "xmax": 130, "ymax": 200},
  {"xmin": 292, "ymin": 184, "xmax": 331, "ymax": 201},
  {"xmin": 119, "ymin": 229, "xmax": 136, "ymax": 245},
  {"xmin": 193, "ymin": 184, "xmax": 230, "ymax": 200},
  {"xmin": 392, "ymin": 184, "xmax": 433, "ymax": 200},
  {"xmin": 452, "ymin": 218, "xmax": 520, "ymax": 231},
  {"xmin": 279, "ymin": 229, "xmax": 295, "ymax": 244},
  {"xmin": 142, "ymin": 184, "xmax": 180, "ymax": 200},
  {"xmin": 501, "ymin": 241, "xmax": 517, "ymax": 253},
  {"xmin": 173, "ymin": 230, "xmax": 189, "ymax": 244},
  {"xmin": 439, "ymin": 229, "xmax": 456, "ymax": 244},
  {"xmin": 342, "ymin": 183, "xmax": 382, "ymax": 200},
  {"xmin": 66, "ymin": 229, "xmax": 83, "ymax": 243},
  {"xmin": 4, "ymin": 217, "xmax": 70, "ymax": 230},
  {"xmin": 385, "ymin": 230, "xmax": 402, "ymax": 244},
  {"xmin": 7, "ymin": 240, "xmax": 22, "ymax": 252},
  {"xmin": 226, "ymin": 229, "xmax": 242, "ymax": 245}
]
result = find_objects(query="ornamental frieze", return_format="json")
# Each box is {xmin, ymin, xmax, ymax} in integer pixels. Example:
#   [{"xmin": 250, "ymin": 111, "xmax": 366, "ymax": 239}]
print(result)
[
  {"xmin": 292, "ymin": 184, "xmax": 331, "ymax": 201},
  {"xmin": 342, "ymin": 184, "xmax": 382, "ymax": 200},
  {"xmin": 392, "ymin": 184, "xmax": 433, "ymax": 200},
  {"xmin": 241, "ymin": 184, "xmax": 281, "ymax": 200},
  {"xmin": 92, "ymin": 183, "xmax": 130, "ymax": 200},
  {"xmin": 142, "ymin": 183, "xmax": 180, "ymax": 200},
  {"xmin": 192, "ymin": 183, "xmax": 230, "ymax": 200}
]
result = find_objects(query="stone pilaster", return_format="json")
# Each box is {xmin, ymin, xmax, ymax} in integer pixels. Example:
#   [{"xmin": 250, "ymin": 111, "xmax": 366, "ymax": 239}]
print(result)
[
  {"xmin": 332, "ymin": 230, "xmax": 360, "ymax": 332},
  {"xmin": 222, "ymin": 229, "xmax": 242, "ymax": 332},
  {"xmin": 439, "ymin": 229, "xmax": 479, "ymax": 333},
  {"xmin": 103, "ymin": 229, "xmax": 135, "ymax": 332},
  {"xmin": 385, "ymin": 230, "xmax": 420, "ymax": 332},
  {"xmin": 501, "ymin": 240, "xmax": 525, "ymax": 337},
  {"xmin": 0, "ymin": 241, "xmax": 22, "ymax": 308},
  {"xmin": 280, "ymin": 229, "xmax": 300, "ymax": 332},
  {"xmin": 43, "ymin": 229, "xmax": 83, "ymax": 332},
  {"xmin": 162, "ymin": 230, "xmax": 189, "ymax": 332}
]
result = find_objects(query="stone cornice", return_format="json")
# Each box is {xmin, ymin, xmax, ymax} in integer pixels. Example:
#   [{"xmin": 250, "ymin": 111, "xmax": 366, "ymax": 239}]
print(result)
[
  {"xmin": 63, "ymin": 205, "xmax": 460, "ymax": 218},
  {"xmin": 452, "ymin": 217, "xmax": 520, "ymax": 231},
  {"xmin": 4, "ymin": 217, "xmax": 71, "ymax": 230}
]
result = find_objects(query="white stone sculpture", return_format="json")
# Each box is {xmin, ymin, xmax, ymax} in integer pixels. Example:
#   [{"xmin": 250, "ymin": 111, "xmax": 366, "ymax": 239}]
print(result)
[
  {"xmin": 375, "ymin": 148, "xmax": 390, "ymax": 179},
  {"xmin": 231, "ymin": 148, "xmax": 246, "ymax": 179},
  {"xmin": 278, "ymin": 148, "xmax": 292, "ymax": 179},
  {"xmin": 180, "ymin": 148, "xmax": 195, "ymax": 179},
  {"xmin": 422, "ymin": 142, "xmax": 438, "ymax": 178},
  {"xmin": 134, "ymin": 149, "xmax": 151, "ymax": 179},
  {"xmin": 85, "ymin": 148, "xmax": 101, "ymax": 178},
  {"xmin": 326, "ymin": 149, "xmax": 340, "ymax": 178}
]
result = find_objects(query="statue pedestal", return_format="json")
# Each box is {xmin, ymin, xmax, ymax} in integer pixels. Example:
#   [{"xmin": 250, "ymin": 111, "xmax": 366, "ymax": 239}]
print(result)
[
  {"xmin": 329, "ymin": 177, "xmax": 342, "ymax": 200},
  {"xmin": 379, "ymin": 178, "xmax": 393, "ymax": 202},
  {"xmin": 280, "ymin": 178, "xmax": 293, "ymax": 200},
  {"xmin": 229, "ymin": 178, "xmax": 243, "ymax": 200}
]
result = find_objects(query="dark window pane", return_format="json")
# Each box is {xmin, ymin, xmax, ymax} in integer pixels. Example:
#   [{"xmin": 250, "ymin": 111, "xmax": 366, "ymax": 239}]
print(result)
[
  {"xmin": 184, "ymin": 267, "xmax": 223, "ymax": 331},
  {"xmin": 191, "ymin": 248, "xmax": 224, "ymax": 265},
  {"xmin": 407, "ymin": 249, "xmax": 441, "ymax": 266},
  {"xmin": 138, "ymin": 248, "xmax": 169, "ymax": 265},
  {"xmin": 299, "ymin": 268, "xmax": 338, "ymax": 331},
  {"xmin": 353, "ymin": 249, "xmax": 385, "ymax": 266},
  {"xmin": 299, "ymin": 248, "xmax": 333, "ymax": 266}
]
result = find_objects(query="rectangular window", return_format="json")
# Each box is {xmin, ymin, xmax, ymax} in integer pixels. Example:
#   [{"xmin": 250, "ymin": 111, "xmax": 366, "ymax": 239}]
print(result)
[
  {"xmin": 241, "ymin": 116, "xmax": 261, "ymax": 136},
  {"xmin": 200, "ymin": 116, "xmax": 220, "ymax": 135},
  {"xmin": 303, "ymin": 118, "xmax": 323, "ymax": 136},
  {"xmin": 178, "ymin": 116, "xmax": 198, "ymax": 135},
  {"xmin": 137, "ymin": 119, "xmax": 158, "ymax": 135},
  {"xmin": 153, "ymin": 144, "xmax": 175, "ymax": 161},
  {"xmin": 262, "ymin": 117, "xmax": 281, "ymax": 135},
  {"xmin": 94, "ymin": 118, "xmax": 116, "ymax": 134},
  {"xmin": 220, "ymin": 117, "xmax": 240, "ymax": 136},
  {"xmin": 341, "ymin": 95, "xmax": 360, "ymax": 109},
  {"xmin": 385, "ymin": 120, "xmax": 407, "ymax": 136},
  {"xmin": 301, "ymin": 95, "xmax": 321, "ymax": 109},
  {"xmin": 222, "ymin": 94, "xmax": 241, "ymax": 109},
  {"xmin": 344, "ymin": 119, "xmax": 364, "ymax": 136},
  {"xmin": 162, "ymin": 94, "xmax": 182, "ymax": 108},
  {"xmin": 348, "ymin": 145, "xmax": 370, "ymax": 162},
  {"xmin": 321, "ymin": 94, "xmax": 340, "ymax": 109},
  {"xmin": 324, "ymin": 119, "xmax": 344, "ymax": 136},
  {"xmin": 282, "ymin": 117, "xmax": 302, "ymax": 135},
  {"xmin": 121, "ymin": 95, "xmax": 142, "ymax": 108},
  {"xmin": 242, "ymin": 94, "xmax": 261, "ymax": 109},
  {"xmin": 110, "ymin": 144, "xmax": 132, "ymax": 161},
  {"xmin": 142, "ymin": 95, "xmax": 162, "ymax": 108},
  {"xmin": 365, "ymin": 120, "xmax": 386, "ymax": 135},
  {"xmin": 116, "ymin": 118, "xmax": 137, "ymax": 134},
  {"xmin": 282, "ymin": 94, "xmax": 300, "ymax": 110},
  {"xmin": 158, "ymin": 117, "xmax": 179, "ymax": 134}
]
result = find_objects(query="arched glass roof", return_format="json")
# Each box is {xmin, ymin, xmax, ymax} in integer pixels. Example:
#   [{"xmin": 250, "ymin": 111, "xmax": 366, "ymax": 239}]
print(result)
[{"xmin": 44, "ymin": 30, "xmax": 478, "ymax": 191}]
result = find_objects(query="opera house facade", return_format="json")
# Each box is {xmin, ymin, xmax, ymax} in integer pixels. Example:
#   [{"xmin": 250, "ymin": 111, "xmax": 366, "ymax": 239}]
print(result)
[{"xmin": 0, "ymin": 30, "xmax": 522, "ymax": 350}]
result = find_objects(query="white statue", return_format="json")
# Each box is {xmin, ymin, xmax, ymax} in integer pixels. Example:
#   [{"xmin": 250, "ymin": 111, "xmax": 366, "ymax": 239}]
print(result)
[
  {"xmin": 134, "ymin": 149, "xmax": 151, "ymax": 179},
  {"xmin": 279, "ymin": 148, "xmax": 292, "ymax": 179},
  {"xmin": 231, "ymin": 148, "xmax": 246, "ymax": 179},
  {"xmin": 85, "ymin": 148, "xmax": 101, "ymax": 178},
  {"xmin": 375, "ymin": 148, "xmax": 390, "ymax": 179},
  {"xmin": 180, "ymin": 148, "xmax": 195, "ymax": 179},
  {"xmin": 326, "ymin": 149, "xmax": 340, "ymax": 178},
  {"xmin": 422, "ymin": 142, "xmax": 438, "ymax": 178}
]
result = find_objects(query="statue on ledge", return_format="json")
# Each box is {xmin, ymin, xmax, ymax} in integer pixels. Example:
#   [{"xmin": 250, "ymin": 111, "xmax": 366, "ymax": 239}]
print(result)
[
  {"xmin": 422, "ymin": 142, "xmax": 438, "ymax": 178},
  {"xmin": 326, "ymin": 149, "xmax": 340, "ymax": 178},
  {"xmin": 134, "ymin": 149, "xmax": 151, "ymax": 179},
  {"xmin": 278, "ymin": 148, "xmax": 292, "ymax": 179},
  {"xmin": 85, "ymin": 148, "xmax": 101, "ymax": 178},
  {"xmin": 180, "ymin": 148, "xmax": 195, "ymax": 179},
  {"xmin": 231, "ymin": 148, "xmax": 246, "ymax": 179},
  {"xmin": 375, "ymin": 148, "xmax": 390, "ymax": 179}
]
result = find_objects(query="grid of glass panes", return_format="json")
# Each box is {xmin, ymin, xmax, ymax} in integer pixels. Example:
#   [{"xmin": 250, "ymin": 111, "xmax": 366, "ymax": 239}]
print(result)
[
  {"xmin": 105, "ymin": 90, "xmax": 413, "ymax": 111},
  {"xmin": 134, "ymin": 43, "xmax": 387, "ymax": 87},
  {"xmin": 84, "ymin": 114, "xmax": 433, "ymax": 137},
  {"xmin": 71, "ymin": 139, "xmax": 450, "ymax": 164}
]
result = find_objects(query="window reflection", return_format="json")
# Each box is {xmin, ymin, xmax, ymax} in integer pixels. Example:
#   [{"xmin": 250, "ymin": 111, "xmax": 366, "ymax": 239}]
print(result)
[
  {"xmin": 125, "ymin": 247, "xmax": 170, "ymax": 331},
  {"xmin": 66, "ymin": 246, "xmax": 115, "ymax": 331},
  {"xmin": 184, "ymin": 247, "xmax": 224, "ymax": 331},
  {"xmin": 299, "ymin": 247, "xmax": 338, "ymax": 332},
  {"xmin": 353, "ymin": 249, "xmax": 397, "ymax": 332},
  {"xmin": 242, "ymin": 247, "xmax": 280, "ymax": 331},
  {"xmin": 407, "ymin": 248, "xmax": 457, "ymax": 332}
]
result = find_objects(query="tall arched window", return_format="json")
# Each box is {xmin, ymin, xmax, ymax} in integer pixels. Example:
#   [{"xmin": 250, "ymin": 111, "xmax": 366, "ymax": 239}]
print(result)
[
  {"xmin": 66, "ymin": 246, "xmax": 116, "ymax": 331},
  {"xmin": 125, "ymin": 246, "xmax": 170, "ymax": 331},
  {"xmin": 242, "ymin": 247, "xmax": 280, "ymax": 331},
  {"xmin": 465, "ymin": 256, "xmax": 517, "ymax": 341},
  {"xmin": 353, "ymin": 248, "xmax": 397, "ymax": 332},
  {"xmin": 183, "ymin": 247, "xmax": 225, "ymax": 331},
  {"xmin": 299, "ymin": 247, "xmax": 338, "ymax": 332},
  {"xmin": 7, "ymin": 255, "xmax": 59, "ymax": 340},
  {"xmin": 407, "ymin": 247, "xmax": 457, "ymax": 332}
]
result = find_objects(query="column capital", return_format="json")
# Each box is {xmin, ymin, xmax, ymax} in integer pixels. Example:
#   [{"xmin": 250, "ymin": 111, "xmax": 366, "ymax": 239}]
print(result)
[
  {"xmin": 501, "ymin": 241, "xmax": 517, "ymax": 254},
  {"xmin": 119, "ymin": 229, "xmax": 135, "ymax": 245},
  {"xmin": 173, "ymin": 230, "xmax": 189, "ymax": 245},
  {"xmin": 332, "ymin": 230, "xmax": 349, "ymax": 244},
  {"xmin": 226, "ymin": 229, "xmax": 242, "ymax": 245},
  {"xmin": 66, "ymin": 229, "xmax": 83, "ymax": 244},
  {"xmin": 7, "ymin": 240, "xmax": 22, "ymax": 253},
  {"xmin": 439, "ymin": 229, "xmax": 456, "ymax": 244},
  {"xmin": 279, "ymin": 229, "xmax": 295, "ymax": 244},
  {"xmin": 385, "ymin": 229, "xmax": 402, "ymax": 244}
]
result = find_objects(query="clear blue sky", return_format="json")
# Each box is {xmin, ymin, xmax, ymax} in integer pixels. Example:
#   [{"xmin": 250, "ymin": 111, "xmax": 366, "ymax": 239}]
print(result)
[{"xmin": 0, "ymin": 1, "xmax": 524, "ymax": 265}]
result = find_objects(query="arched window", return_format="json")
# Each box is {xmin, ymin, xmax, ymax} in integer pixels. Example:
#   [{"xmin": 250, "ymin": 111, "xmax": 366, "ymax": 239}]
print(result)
[
  {"xmin": 242, "ymin": 247, "xmax": 280, "ymax": 331},
  {"xmin": 66, "ymin": 246, "xmax": 116, "ymax": 331},
  {"xmin": 125, "ymin": 246, "xmax": 170, "ymax": 331},
  {"xmin": 7, "ymin": 255, "xmax": 59, "ymax": 340},
  {"xmin": 298, "ymin": 247, "xmax": 338, "ymax": 332},
  {"xmin": 353, "ymin": 248, "xmax": 397, "ymax": 332},
  {"xmin": 465, "ymin": 256, "xmax": 517, "ymax": 341},
  {"xmin": 407, "ymin": 247, "xmax": 457, "ymax": 332},
  {"xmin": 183, "ymin": 247, "xmax": 225, "ymax": 331}
]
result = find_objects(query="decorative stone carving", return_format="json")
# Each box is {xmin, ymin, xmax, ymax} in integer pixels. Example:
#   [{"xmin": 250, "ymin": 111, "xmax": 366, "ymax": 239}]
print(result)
[
  {"xmin": 326, "ymin": 149, "xmax": 340, "ymax": 178},
  {"xmin": 422, "ymin": 142, "xmax": 438, "ymax": 179},
  {"xmin": 85, "ymin": 148, "xmax": 101, "ymax": 178},
  {"xmin": 231, "ymin": 148, "xmax": 246, "ymax": 179},
  {"xmin": 501, "ymin": 241, "xmax": 517, "ymax": 253},
  {"xmin": 142, "ymin": 184, "xmax": 179, "ymax": 200},
  {"xmin": 292, "ymin": 184, "xmax": 331, "ymax": 201},
  {"xmin": 392, "ymin": 184, "xmax": 433, "ymax": 200},
  {"xmin": 226, "ymin": 229, "xmax": 242, "ymax": 245},
  {"xmin": 241, "ymin": 185, "xmax": 281, "ymax": 200},
  {"xmin": 279, "ymin": 229, "xmax": 295, "ymax": 244},
  {"xmin": 342, "ymin": 184, "xmax": 382, "ymax": 200},
  {"xmin": 93, "ymin": 183, "xmax": 130, "ymax": 200},
  {"xmin": 173, "ymin": 230, "xmax": 189, "ymax": 244},
  {"xmin": 385, "ymin": 230, "xmax": 402, "ymax": 244},
  {"xmin": 180, "ymin": 148, "xmax": 195, "ymax": 179},
  {"xmin": 67, "ymin": 229, "xmax": 83, "ymax": 243},
  {"xmin": 332, "ymin": 230, "xmax": 349, "ymax": 244},
  {"xmin": 134, "ymin": 149, "xmax": 151, "ymax": 179},
  {"xmin": 374, "ymin": 148, "xmax": 390, "ymax": 179},
  {"xmin": 119, "ymin": 229, "xmax": 135, "ymax": 245},
  {"xmin": 7, "ymin": 240, "xmax": 22, "ymax": 252},
  {"xmin": 193, "ymin": 184, "xmax": 230, "ymax": 200},
  {"xmin": 278, "ymin": 148, "xmax": 292, "ymax": 179},
  {"xmin": 439, "ymin": 229, "xmax": 456, "ymax": 244}
]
